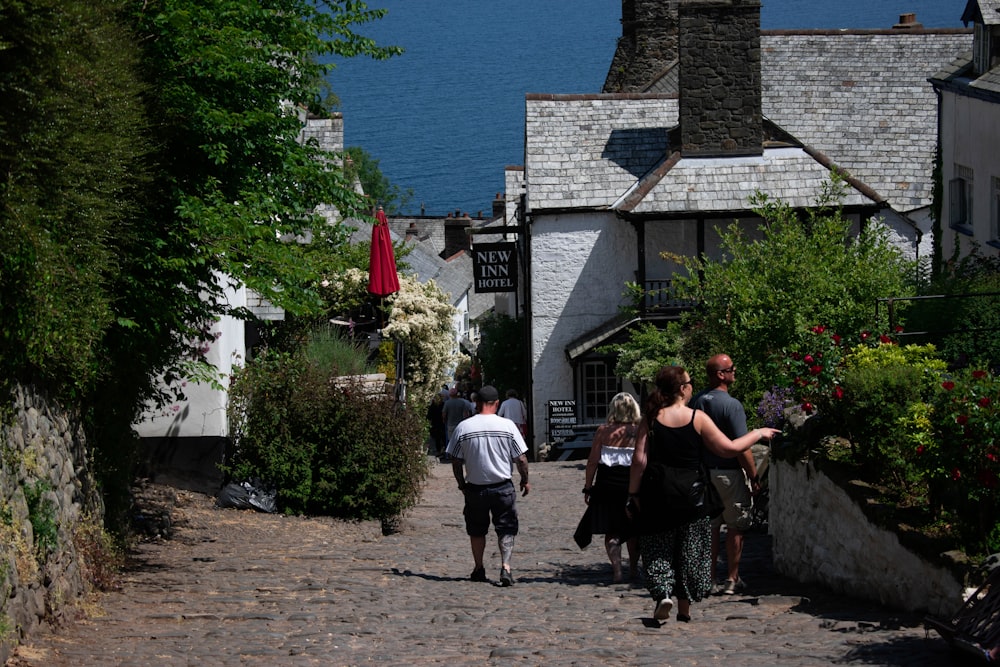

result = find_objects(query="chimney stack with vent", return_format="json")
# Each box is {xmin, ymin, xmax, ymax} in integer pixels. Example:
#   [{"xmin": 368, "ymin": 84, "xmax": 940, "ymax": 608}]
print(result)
[
  {"xmin": 893, "ymin": 13, "xmax": 923, "ymax": 30},
  {"xmin": 678, "ymin": 0, "xmax": 763, "ymax": 157}
]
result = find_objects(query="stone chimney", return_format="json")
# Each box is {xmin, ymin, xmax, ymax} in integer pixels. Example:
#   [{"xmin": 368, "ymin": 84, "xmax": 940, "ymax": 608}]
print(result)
[
  {"xmin": 492, "ymin": 193, "xmax": 506, "ymax": 220},
  {"xmin": 443, "ymin": 215, "xmax": 471, "ymax": 258},
  {"xmin": 678, "ymin": 0, "xmax": 763, "ymax": 157},
  {"xmin": 603, "ymin": 0, "xmax": 680, "ymax": 93}
]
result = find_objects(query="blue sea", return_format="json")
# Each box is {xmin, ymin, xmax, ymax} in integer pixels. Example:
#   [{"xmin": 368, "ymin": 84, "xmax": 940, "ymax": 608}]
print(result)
[{"xmin": 329, "ymin": 1, "xmax": 967, "ymax": 217}]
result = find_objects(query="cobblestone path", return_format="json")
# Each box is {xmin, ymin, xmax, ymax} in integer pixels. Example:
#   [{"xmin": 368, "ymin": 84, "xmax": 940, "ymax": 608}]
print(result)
[{"xmin": 6, "ymin": 460, "xmax": 960, "ymax": 666}]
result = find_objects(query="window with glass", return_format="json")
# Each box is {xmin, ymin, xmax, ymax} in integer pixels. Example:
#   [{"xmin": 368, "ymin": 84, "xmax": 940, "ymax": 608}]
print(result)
[
  {"xmin": 950, "ymin": 165, "xmax": 974, "ymax": 232},
  {"xmin": 581, "ymin": 360, "xmax": 620, "ymax": 424}
]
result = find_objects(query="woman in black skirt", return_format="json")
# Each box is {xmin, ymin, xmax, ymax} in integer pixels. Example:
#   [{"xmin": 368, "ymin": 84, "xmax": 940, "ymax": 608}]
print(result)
[{"xmin": 582, "ymin": 392, "xmax": 641, "ymax": 583}]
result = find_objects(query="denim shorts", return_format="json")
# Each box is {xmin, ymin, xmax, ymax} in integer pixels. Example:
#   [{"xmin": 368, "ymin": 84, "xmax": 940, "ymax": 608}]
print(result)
[{"xmin": 463, "ymin": 480, "xmax": 518, "ymax": 537}]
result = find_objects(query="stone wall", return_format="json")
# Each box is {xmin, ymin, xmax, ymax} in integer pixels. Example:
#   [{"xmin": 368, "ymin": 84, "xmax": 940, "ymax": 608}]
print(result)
[
  {"xmin": 770, "ymin": 458, "xmax": 964, "ymax": 618},
  {"xmin": 0, "ymin": 384, "xmax": 103, "ymax": 664}
]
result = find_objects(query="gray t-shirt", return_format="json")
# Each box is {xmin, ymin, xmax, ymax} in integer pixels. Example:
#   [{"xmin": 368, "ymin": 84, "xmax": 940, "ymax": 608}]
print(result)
[{"xmin": 691, "ymin": 388, "xmax": 747, "ymax": 469}]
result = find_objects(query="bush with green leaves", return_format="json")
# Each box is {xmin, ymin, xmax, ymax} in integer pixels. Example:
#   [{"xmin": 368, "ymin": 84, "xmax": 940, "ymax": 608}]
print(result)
[
  {"xmin": 598, "ymin": 321, "xmax": 683, "ymax": 386},
  {"xmin": 665, "ymin": 177, "xmax": 915, "ymax": 410},
  {"xmin": 929, "ymin": 368, "xmax": 1000, "ymax": 553},
  {"xmin": 225, "ymin": 342, "xmax": 428, "ymax": 520},
  {"xmin": 475, "ymin": 313, "xmax": 528, "ymax": 394}
]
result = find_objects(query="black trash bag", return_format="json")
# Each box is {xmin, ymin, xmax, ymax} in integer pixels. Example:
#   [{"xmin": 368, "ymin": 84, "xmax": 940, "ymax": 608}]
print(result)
[{"xmin": 216, "ymin": 479, "xmax": 277, "ymax": 513}]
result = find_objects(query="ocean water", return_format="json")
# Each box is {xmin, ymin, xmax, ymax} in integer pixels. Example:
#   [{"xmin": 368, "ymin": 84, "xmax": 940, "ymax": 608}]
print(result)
[{"xmin": 329, "ymin": 0, "xmax": 967, "ymax": 217}]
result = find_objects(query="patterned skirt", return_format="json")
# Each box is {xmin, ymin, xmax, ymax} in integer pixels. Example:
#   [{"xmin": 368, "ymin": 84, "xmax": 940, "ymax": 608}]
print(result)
[{"xmin": 638, "ymin": 516, "xmax": 712, "ymax": 603}]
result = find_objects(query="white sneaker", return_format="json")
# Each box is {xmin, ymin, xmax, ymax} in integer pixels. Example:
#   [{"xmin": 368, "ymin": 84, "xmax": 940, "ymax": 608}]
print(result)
[{"xmin": 654, "ymin": 597, "xmax": 673, "ymax": 621}]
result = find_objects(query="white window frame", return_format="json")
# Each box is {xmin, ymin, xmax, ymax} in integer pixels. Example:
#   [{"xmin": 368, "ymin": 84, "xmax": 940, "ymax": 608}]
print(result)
[{"xmin": 580, "ymin": 360, "xmax": 621, "ymax": 424}]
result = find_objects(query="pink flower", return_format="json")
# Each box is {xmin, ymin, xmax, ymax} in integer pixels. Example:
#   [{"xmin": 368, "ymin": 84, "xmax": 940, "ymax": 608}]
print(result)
[
  {"xmin": 860, "ymin": 331, "xmax": 870, "ymax": 340},
  {"xmin": 803, "ymin": 354, "xmax": 814, "ymax": 364},
  {"xmin": 811, "ymin": 325, "xmax": 826, "ymax": 334},
  {"xmin": 832, "ymin": 386, "xmax": 844, "ymax": 400},
  {"xmin": 801, "ymin": 402, "xmax": 814, "ymax": 414},
  {"xmin": 942, "ymin": 381, "xmax": 955, "ymax": 391},
  {"xmin": 809, "ymin": 365, "xmax": 823, "ymax": 376}
]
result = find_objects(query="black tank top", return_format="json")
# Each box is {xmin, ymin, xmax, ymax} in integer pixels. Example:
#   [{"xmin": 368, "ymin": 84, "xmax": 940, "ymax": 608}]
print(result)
[{"xmin": 647, "ymin": 408, "xmax": 703, "ymax": 470}]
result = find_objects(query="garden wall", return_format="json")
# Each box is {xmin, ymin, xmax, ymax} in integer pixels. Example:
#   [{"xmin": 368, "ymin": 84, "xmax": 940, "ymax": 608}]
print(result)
[
  {"xmin": 770, "ymin": 458, "xmax": 965, "ymax": 618},
  {"xmin": 0, "ymin": 384, "xmax": 102, "ymax": 664}
]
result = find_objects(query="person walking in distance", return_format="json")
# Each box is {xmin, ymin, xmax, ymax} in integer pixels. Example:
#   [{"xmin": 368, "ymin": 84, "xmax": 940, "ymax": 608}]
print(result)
[
  {"xmin": 497, "ymin": 389, "xmax": 528, "ymax": 439},
  {"xmin": 447, "ymin": 385, "xmax": 531, "ymax": 586},
  {"xmin": 691, "ymin": 354, "xmax": 758, "ymax": 595},
  {"xmin": 442, "ymin": 387, "xmax": 470, "ymax": 448}
]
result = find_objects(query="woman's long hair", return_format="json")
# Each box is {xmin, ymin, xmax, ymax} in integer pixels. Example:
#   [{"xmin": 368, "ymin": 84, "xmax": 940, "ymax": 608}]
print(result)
[{"xmin": 644, "ymin": 365, "xmax": 688, "ymax": 427}]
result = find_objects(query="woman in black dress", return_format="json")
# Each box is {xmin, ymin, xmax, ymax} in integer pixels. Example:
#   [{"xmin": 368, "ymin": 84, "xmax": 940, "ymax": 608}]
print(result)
[{"xmin": 582, "ymin": 392, "xmax": 642, "ymax": 583}]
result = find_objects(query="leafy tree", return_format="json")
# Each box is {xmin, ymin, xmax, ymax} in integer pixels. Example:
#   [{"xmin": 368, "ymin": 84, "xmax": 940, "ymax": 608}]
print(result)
[
  {"xmin": 476, "ymin": 313, "xmax": 528, "ymax": 396},
  {"xmin": 1, "ymin": 0, "xmax": 404, "ymax": 529},
  {"xmin": 664, "ymin": 178, "xmax": 915, "ymax": 409},
  {"xmin": 345, "ymin": 146, "xmax": 413, "ymax": 214},
  {"xmin": 0, "ymin": 0, "xmax": 148, "ymax": 399},
  {"xmin": 599, "ymin": 321, "xmax": 682, "ymax": 387}
]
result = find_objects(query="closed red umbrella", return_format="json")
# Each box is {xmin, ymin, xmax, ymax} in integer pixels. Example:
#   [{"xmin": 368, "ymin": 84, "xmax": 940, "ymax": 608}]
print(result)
[{"xmin": 368, "ymin": 206, "xmax": 400, "ymax": 297}]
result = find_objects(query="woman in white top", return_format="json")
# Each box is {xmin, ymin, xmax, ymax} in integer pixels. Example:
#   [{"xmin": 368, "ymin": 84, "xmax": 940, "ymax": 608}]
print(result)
[{"xmin": 582, "ymin": 392, "xmax": 642, "ymax": 583}]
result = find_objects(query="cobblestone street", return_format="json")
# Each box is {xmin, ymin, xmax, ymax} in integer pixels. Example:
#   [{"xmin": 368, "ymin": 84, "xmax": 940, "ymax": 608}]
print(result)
[{"xmin": 6, "ymin": 460, "xmax": 964, "ymax": 666}]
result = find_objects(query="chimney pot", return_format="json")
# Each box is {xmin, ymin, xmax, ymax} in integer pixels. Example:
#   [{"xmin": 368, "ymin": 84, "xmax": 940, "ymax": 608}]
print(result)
[{"xmin": 893, "ymin": 13, "xmax": 922, "ymax": 29}]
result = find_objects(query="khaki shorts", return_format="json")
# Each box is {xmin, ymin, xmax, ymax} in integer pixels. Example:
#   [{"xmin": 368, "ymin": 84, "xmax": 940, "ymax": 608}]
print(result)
[{"xmin": 709, "ymin": 468, "xmax": 753, "ymax": 531}]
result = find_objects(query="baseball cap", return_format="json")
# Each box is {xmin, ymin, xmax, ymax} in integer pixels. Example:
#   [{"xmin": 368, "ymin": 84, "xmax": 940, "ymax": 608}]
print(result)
[{"xmin": 477, "ymin": 385, "xmax": 499, "ymax": 402}]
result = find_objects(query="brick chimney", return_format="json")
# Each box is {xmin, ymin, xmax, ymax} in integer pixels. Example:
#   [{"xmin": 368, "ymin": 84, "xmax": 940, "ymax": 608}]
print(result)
[
  {"xmin": 678, "ymin": 0, "xmax": 763, "ymax": 157},
  {"xmin": 892, "ymin": 13, "xmax": 923, "ymax": 30},
  {"xmin": 492, "ymin": 193, "xmax": 506, "ymax": 220},
  {"xmin": 443, "ymin": 215, "xmax": 471, "ymax": 258}
]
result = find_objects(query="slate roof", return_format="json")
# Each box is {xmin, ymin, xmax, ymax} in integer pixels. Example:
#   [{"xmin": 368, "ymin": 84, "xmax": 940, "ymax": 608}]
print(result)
[
  {"xmin": 963, "ymin": 0, "xmax": 1000, "ymax": 25},
  {"xmin": 762, "ymin": 31, "xmax": 971, "ymax": 212},
  {"xmin": 622, "ymin": 147, "xmax": 874, "ymax": 215},
  {"xmin": 525, "ymin": 30, "xmax": 972, "ymax": 216}
]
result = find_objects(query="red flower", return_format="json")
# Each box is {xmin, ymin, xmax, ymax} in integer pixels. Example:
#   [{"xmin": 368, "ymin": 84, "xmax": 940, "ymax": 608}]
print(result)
[
  {"xmin": 951, "ymin": 467, "xmax": 962, "ymax": 481},
  {"xmin": 801, "ymin": 402, "xmax": 814, "ymax": 415},
  {"xmin": 879, "ymin": 334, "xmax": 892, "ymax": 344},
  {"xmin": 979, "ymin": 397, "xmax": 991, "ymax": 408},
  {"xmin": 860, "ymin": 331, "xmax": 870, "ymax": 340},
  {"xmin": 831, "ymin": 334, "xmax": 841, "ymax": 345},
  {"xmin": 942, "ymin": 381, "xmax": 955, "ymax": 391},
  {"xmin": 791, "ymin": 352, "xmax": 801, "ymax": 361},
  {"xmin": 916, "ymin": 445, "xmax": 926, "ymax": 455},
  {"xmin": 811, "ymin": 325, "xmax": 826, "ymax": 334},
  {"xmin": 809, "ymin": 365, "xmax": 823, "ymax": 376},
  {"xmin": 803, "ymin": 354, "xmax": 814, "ymax": 364},
  {"xmin": 972, "ymin": 370, "xmax": 987, "ymax": 379},
  {"xmin": 956, "ymin": 415, "xmax": 969, "ymax": 425},
  {"xmin": 987, "ymin": 452, "xmax": 998, "ymax": 463},
  {"xmin": 832, "ymin": 386, "xmax": 844, "ymax": 400},
  {"xmin": 894, "ymin": 325, "xmax": 904, "ymax": 333}
]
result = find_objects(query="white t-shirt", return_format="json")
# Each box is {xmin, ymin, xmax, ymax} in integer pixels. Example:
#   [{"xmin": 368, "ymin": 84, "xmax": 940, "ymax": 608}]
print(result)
[
  {"xmin": 497, "ymin": 397, "xmax": 527, "ymax": 424},
  {"xmin": 446, "ymin": 414, "xmax": 528, "ymax": 485}
]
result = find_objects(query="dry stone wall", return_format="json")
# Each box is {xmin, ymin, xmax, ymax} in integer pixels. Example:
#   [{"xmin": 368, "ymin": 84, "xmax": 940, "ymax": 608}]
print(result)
[
  {"xmin": 0, "ymin": 384, "xmax": 102, "ymax": 664},
  {"xmin": 770, "ymin": 458, "xmax": 965, "ymax": 618}
]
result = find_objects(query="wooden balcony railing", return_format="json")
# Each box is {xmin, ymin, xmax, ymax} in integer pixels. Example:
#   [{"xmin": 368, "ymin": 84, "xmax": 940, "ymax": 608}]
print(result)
[{"xmin": 643, "ymin": 280, "xmax": 697, "ymax": 312}]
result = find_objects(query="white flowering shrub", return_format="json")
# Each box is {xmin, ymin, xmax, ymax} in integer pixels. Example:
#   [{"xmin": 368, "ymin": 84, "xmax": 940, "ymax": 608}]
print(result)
[{"xmin": 320, "ymin": 269, "xmax": 457, "ymax": 407}]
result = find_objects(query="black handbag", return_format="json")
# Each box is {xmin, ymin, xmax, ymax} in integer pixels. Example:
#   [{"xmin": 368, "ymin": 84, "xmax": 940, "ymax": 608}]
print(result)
[{"xmin": 641, "ymin": 461, "xmax": 723, "ymax": 519}]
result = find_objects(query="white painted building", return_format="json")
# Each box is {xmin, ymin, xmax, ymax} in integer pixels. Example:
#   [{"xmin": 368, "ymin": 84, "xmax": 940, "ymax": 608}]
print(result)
[
  {"xmin": 932, "ymin": 0, "xmax": 1000, "ymax": 260},
  {"xmin": 513, "ymin": 1, "xmax": 971, "ymax": 455}
]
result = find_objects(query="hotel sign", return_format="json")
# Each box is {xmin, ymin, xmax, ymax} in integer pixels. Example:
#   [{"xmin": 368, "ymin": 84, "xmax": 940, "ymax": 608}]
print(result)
[{"xmin": 473, "ymin": 242, "xmax": 517, "ymax": 293}]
